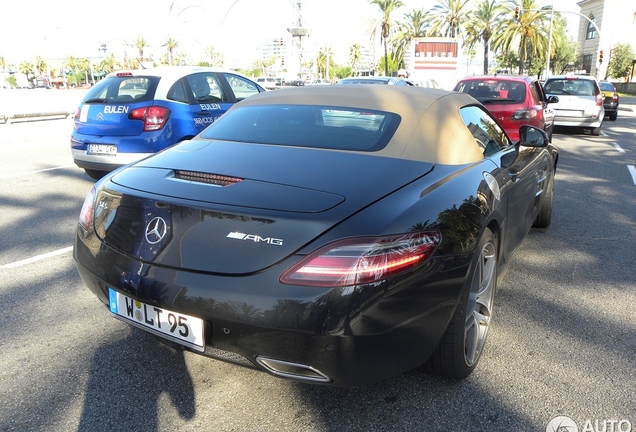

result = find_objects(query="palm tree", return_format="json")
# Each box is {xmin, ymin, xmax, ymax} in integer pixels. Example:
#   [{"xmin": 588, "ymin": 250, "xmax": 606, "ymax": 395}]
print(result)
[
  {"xmin": 393, "ymin": 9, "xmax": 429, "ymax": 69},
  {"xmin": 424, "ymin": 0, "xmax": 472, "ymax": 39},
  {"xmin": 34, "ymin": 56, "xmax": 47, "ymax": 76},
  {"xmin": 205, "ymin": 45, "xmax": 224, "ymax": 67},
  {"xmin": 349, "ymin": 44, "xmax": 362, "ymax": 74},
  {"xmin": 0, "ymin": 56, "xmax": 6, "ymax": 71},
  {"xmin": 132, "ymin": 35, "xmax": 148, "ymax": 69},
  {"xmin": 464, "ymin": 0, "xmax": 505, "ymax": 74},
  {"xmin": 369, "ymin": 0, "xmax": 404, "ymax": 76},
  {"xmin": 163, "ymin": 37, "xmax": 179, "ymax": 66},
  {"xmin": 492, "ymin": 0, "xmax": 551, "ymax": 75},
  {"xmin": 99, "ymin": 53, "xmax": 118, "ymax": 74},
  {"xmin": 317, "ymin": 46, "xmax": 336, "ymax": 79},
  {"xmin": 64, "ymin": 56, "xmax": 79, "ymax": 86}
]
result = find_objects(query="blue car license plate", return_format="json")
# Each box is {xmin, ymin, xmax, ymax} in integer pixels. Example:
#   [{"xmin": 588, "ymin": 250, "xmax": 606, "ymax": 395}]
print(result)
[{"xmin": 108, "ymin": 288, "xmax": 204, "ymax": 352}]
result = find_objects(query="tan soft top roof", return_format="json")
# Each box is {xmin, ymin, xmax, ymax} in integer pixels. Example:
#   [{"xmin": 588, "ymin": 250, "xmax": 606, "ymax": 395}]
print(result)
[{"xmin": 238, "ymin": 85, "xmax": 484, "ymax": 165}]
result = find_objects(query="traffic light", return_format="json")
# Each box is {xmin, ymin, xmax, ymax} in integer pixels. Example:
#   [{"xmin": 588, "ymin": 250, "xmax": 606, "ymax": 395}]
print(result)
[
  {"xmin": 514, "ymin": 6, "xmax": 519, "ymax": 20},
  {"xmin": 281, "ymin": 57, "xmax": 285, "ymax": 67},
  {"xmin": 599, "ymin": 50, "xmax": 604, "ymax": 63},
  {"xmin": 279, "ymin": 38, "xmax": 283, "ymax": 46}
]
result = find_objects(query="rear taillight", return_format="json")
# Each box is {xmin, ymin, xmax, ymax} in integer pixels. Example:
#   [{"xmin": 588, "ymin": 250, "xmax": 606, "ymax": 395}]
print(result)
[
  {"xmin": 280, "ymin": 232, "xmax": 441, "ymax": 287},
  {"xmin": 73, "ymin": 107, "xmax": 81, "ymax": 120},
  {"xmin": 612, "ymin": 93, "xmax": 619, "ymax": 103},
  {"xmin": 129, "ymin": 106, "xmax": 171, "ymax": 131},
  {"xmin": 512, "ymin": 109, "xmax": 538, "ymax": 120},
  {"xmin": 595, "ymin": 94, "xmax": 604, "ymax": 106},
  {"xmin": 78, "ymin": 187, "xmax": 96, "ymax": 231}
]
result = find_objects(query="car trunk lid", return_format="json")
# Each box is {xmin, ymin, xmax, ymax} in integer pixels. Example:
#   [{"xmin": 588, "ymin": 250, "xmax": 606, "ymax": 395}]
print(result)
[{"xmin": 93, "ymin": 139, "xmax": 434, "ymax": 274}]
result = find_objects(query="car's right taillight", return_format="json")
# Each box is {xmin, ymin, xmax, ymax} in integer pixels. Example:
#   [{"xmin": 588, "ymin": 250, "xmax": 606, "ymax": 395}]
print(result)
[
  {"xmin": 129, "ymin": 106, "xmax": 171, "ymax": 131},
  {"xmin": 280, "ymin": 232, "xmax": 441, "ymax": 287},
  {"xmin": 78, "ymin": 187, "xmax": 96, "ymax": 231},
  {"xmin": 512, "ymin": 109, "xmax": 538, "ymax": 120},
  {"xmin": 612, "ymin": 93, "xmax": 619, "ymax": 103},
  {"xmin": 595, "ymin": 93, "xmax": 604, "ymax": 106}
]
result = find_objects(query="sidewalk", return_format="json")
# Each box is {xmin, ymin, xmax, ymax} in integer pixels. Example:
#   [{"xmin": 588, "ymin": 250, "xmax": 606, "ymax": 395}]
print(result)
[{"xmin": 0, "ymin": 88, "xmax": 87, "ymax": 124}]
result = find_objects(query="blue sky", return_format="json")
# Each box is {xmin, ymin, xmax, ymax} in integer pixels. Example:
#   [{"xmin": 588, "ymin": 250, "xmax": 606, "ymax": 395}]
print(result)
[{"xmin": 0, "ymin": 0, "xmax": 581, "ymax": 67}]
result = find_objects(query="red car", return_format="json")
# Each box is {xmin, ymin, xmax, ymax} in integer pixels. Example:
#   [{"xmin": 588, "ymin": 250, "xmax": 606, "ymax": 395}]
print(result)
[{"xmin": 454, "ymin": 75, "xmax": 558, "ymax": 142}]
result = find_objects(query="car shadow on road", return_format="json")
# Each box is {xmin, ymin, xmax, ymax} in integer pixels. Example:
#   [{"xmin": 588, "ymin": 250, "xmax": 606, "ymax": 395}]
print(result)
[{"xmin": 77, "ymin": 328, "xmax": 195, "ymax": 431}]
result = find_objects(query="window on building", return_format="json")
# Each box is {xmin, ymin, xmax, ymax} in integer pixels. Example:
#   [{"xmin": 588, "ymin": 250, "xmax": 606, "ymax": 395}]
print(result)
[{"xmin": 586, "ymin": 16, "xmax": 596, "ymax": 39}]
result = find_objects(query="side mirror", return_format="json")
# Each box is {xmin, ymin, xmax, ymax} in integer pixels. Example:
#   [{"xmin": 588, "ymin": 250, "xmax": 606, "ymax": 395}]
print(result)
[
  {"xmin": 547, "ymin": 95, "xmax": 559, "ymax": 103},
  {"xmin": 519, "ymin": 125, "xmax": 549, "ymax": 148}
]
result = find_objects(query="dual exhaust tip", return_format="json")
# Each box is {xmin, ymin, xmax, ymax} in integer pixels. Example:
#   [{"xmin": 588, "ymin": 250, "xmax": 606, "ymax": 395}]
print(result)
[{"xmin": 256, "ymin": 356, "xmax": 331, "ymax": 383}]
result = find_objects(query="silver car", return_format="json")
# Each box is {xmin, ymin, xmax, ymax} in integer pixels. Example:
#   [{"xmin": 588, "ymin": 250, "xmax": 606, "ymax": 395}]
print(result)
[{"xmin": 543, "ymin": 75, "xmax": 604, "ymax": 136}]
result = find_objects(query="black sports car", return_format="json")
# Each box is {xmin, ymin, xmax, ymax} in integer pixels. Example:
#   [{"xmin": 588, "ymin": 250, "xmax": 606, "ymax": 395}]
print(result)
[{"xmin": 74, "ymin": 85, "xmax": 558, "ymax": 386}]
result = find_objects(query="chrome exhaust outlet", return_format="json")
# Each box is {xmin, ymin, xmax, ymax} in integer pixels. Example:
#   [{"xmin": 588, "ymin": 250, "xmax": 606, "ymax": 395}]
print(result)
[{"xmin": 256, "ymin": 356, "xmax": 331, "ymax": 383}]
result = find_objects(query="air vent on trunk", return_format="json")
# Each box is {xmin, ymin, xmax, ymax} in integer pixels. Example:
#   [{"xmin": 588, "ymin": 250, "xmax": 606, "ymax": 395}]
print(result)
[{"xmin": 174, "ymin": 170, "xmax": 242, "ymax": 186}]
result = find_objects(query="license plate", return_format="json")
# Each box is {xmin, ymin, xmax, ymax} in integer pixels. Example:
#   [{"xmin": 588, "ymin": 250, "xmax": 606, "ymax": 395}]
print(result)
[
  {"xmin": 108, "ymin": 288, "xmax": 204, "ymax": 352},
  {"xmin": 556, "ymin": 110, "xmax": 583, "ymax": 118},
  {"xmin": 87, "ymin": 144, "xmax": 117, "ymax": 156}
]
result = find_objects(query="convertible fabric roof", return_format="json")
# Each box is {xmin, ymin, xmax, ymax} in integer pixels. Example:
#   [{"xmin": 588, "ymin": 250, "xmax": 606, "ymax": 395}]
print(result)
[{"xmin": 236, "ymin": 85, "xmax": 484, "ymax": 165}]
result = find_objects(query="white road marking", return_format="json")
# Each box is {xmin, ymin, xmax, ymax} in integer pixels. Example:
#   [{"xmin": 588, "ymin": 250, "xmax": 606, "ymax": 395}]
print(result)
[
  {"xmin": 1, "ymin": 246, "xmax": 73, "ymax": 269},
  {"xmin": 0, "ymin": 165, "xmax": 75, "ymax": 179},
  {"xmin": 628, "ymin": 165, "xmax": 636, "ymax": 186},
  {"xmin": 611, "ymin": 142, "xmax": 625, "ymax": 153}
]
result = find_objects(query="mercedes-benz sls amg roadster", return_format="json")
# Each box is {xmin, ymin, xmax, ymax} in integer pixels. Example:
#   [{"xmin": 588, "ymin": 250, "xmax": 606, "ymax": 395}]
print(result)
[{"xmin": 74, "ymin": 85, "xmax": 558, "ymax": 387}]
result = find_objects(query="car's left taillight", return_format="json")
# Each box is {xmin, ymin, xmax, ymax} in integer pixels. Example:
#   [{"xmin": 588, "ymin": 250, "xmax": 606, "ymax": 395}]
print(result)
[
  {"xmin": 280, "ymin": 232, "xmax": 441, "ymax": 287},
  {"xmin": 128, "ymin": 106, "xmax": 171, "ymax": 131},
  {"xmin": 78, "ymin": 187, "xmax": 96, "ymax": 231}
]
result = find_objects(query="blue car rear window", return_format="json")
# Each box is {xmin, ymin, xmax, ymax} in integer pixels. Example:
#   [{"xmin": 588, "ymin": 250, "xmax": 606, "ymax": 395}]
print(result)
[
  {"xmin": 199, "ymin": 105, "xmax": 401, "ymax": 152},
  {"xmin": 82, "ymin": 76, "xmax": 161, "ymax": 104}
]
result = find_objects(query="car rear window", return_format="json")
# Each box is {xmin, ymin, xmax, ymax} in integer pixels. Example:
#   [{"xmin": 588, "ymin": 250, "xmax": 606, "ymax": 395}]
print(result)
[
  {"xmin": 545, "ymin": 78, "xmax": 597, "ymax": 96},
  {"xmin": 454, "ymin": 79, "xmax": 526, "ymax": 103},
  {"xmin": 599, "ymin": 82, "xmax": 615, "ymax": 92},
  {"xmin": 81, "ymin": 76, "xmax": 160, "ymax": 104},
  {"xmin": 199, "ymin": 105, "xmax": 401, "ymax": 152}
]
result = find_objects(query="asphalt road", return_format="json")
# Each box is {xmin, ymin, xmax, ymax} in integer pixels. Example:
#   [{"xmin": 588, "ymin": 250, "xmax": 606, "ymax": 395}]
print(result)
[{"xmin": 0, "ymin": 105, "xmax": 635, "ymax": 432}]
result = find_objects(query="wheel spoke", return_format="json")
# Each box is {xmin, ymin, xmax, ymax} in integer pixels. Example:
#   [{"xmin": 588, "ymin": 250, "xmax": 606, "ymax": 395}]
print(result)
[{"xmin": 464, "ymin": 240, "xmax": 497, "ymax": 367}]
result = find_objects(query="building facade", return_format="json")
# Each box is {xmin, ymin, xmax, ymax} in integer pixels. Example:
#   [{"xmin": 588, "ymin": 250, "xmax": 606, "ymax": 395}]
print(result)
[{"xmin": 576, "ymin": 0, "xmax": 636, "ymax": 80}]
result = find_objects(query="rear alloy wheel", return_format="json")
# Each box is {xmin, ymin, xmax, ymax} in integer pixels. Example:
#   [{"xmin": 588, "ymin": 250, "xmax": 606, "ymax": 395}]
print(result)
[
  {"xmin": 533, "ymin": 172, "xmax": 554, "ymax": 228},
  {"xmin": 424, "ymin": 228, "xmax": 497, "ymax": 379}
]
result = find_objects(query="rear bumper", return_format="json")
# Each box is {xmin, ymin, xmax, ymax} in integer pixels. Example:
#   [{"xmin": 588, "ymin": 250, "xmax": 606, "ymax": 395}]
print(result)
[
  {"xmin": 71, "ymin": 148, "xmax": 152, "ymax": 171},
  {"xmin": 73, "ymin": 230, "xmax": 470, "ymax": 386}
]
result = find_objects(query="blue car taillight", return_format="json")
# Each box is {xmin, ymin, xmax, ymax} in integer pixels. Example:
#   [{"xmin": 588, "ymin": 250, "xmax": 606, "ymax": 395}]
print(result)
[{"xmin": 129, "ymin": 106, "xmax": 171, "ymax": 131}]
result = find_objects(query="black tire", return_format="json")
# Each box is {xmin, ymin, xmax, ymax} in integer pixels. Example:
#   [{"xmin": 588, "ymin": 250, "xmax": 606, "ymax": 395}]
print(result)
[
  {"xmin": 423, "ymin": 228, "xmax": 497, "ymax": 379},
  {"xmin": 591, "ymin": 126, "xmax": 601, "ymax": 136},
  {"xmin": 533, "ymin": 172, "xmax": 554, "ymax": 228},
  {"xmin": 84, "ymin": 169, "xmax": 107, "ymax": 180},
  {"xmin": 609, "ymin": 112, "xmax": 617, "ymax": 121}
]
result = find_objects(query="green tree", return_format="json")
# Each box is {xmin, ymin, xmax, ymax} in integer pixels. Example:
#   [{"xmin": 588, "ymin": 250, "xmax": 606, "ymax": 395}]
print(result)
[
  {"xmin": 607, "ymin": 43, "xmax": 635, "ymax": 81},
  {"xmin": 34, "ymin": 56, "xmax": 47, "ymax": 76},
  {"xmin": 0, "ymin": 56, "xmax": 7, "ymax": 71},
  {"xmin": 77, "ymin": 58, "xmax": 91, "ymax": 84},
  {"xmin": 316, "ymin": 46, "xmax": 336, "ymax": 79},
  {"xmin": 19, "ymin": 61, "xmax": 34, "ymax": 84},
  {"xmin": 464, "ymin": 0, "xmax": 504, "ymax": 74},
  {"xmin": 392, "ymin": 9, "xmax": 429, "ymax": 69},
  {"xmin": 132, "ymin": 35, "xmax": 148, "ymax": 69},
  {"xmin": 163, "ymin": 37, "xmax": 179, "ymax": 66},
  {"xmin": 349, "ymin": 44, "xmax": 362, "ymax": 73},
  {"xmin": 6, "ymin": 74, "xmax": 18, "ymax": 88},
  {"xmin": 424, "ymin": 0, "xmax": 471, "ymax": 38},
  {"xmin": 369, "ymin": 0, "xmax": 405, "ymax": 76},
  {"xmin": 545, "ymin": 15, "xmax": 577, "ymax": 76},
  {"xmin": 205, "ymin": 45, "xmax": 224, "ymax": 67},
  {"xmin": 98, "ymin": 53, "xmax": 118, "ymax": 75},
  {"xmin": 64, "ymin": 56, "xmax": 79, "ymax": 86},
  {"xmin": 492, "ymin": 0, "xmax": 551, "ymax": 75}
]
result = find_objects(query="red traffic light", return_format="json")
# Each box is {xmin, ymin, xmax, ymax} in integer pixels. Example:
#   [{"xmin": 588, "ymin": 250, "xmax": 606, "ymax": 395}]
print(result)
[
  {"xmin": 599, "ymin": 50, "xmax": 604, "ymax": 63},
  {"xmin": 514, "ymin": 6, "xmax": 519, "ymax": 20}
]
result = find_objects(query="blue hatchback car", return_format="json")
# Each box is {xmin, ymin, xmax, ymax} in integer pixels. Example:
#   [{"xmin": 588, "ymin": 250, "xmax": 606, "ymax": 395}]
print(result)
[{"xmin": 71, "ymin": 67, "xmax": 266, "ymax": 179}]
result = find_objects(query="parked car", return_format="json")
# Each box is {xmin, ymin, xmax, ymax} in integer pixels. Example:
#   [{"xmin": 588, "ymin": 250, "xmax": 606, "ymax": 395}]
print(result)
[
  {"xmin": 337, "ymin": 76, "xmax": 415, "ymax": 86},
  {"xmin": 310, "ymin": 79, "xmax": 331, "ymax": 85},
  {"xmin": 256, "ymin": 76, "xmax": 278, "ymax": 90},
  {"xmin": 74, "ymin": 85, "xmax": 558, "ymax": 387},
  {"xmin": 543, "ymin": 75, "xmax": 604, "ymax": 135},
  {"xmin": 453, "ymin": 75, "xmax": 558, "ymax": 142},
  {"xmin": 599, "ymin": 81, "xmax": 619, "ymax": 121},
  {"xmin": 71, "ymin": 67, "xmax": 265, "ymax": 179}
]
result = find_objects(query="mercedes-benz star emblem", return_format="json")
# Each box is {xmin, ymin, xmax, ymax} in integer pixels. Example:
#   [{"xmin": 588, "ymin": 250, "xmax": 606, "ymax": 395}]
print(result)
[{"xmin": 145, "ymin": 217, "xmax": 167, "ymax": 244}]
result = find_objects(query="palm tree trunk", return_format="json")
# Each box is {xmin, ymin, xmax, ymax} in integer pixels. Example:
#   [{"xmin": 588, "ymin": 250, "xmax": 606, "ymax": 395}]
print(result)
[{"xmin": 383, "ymin": 38, "xmax": 389, "ymax": 76}]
